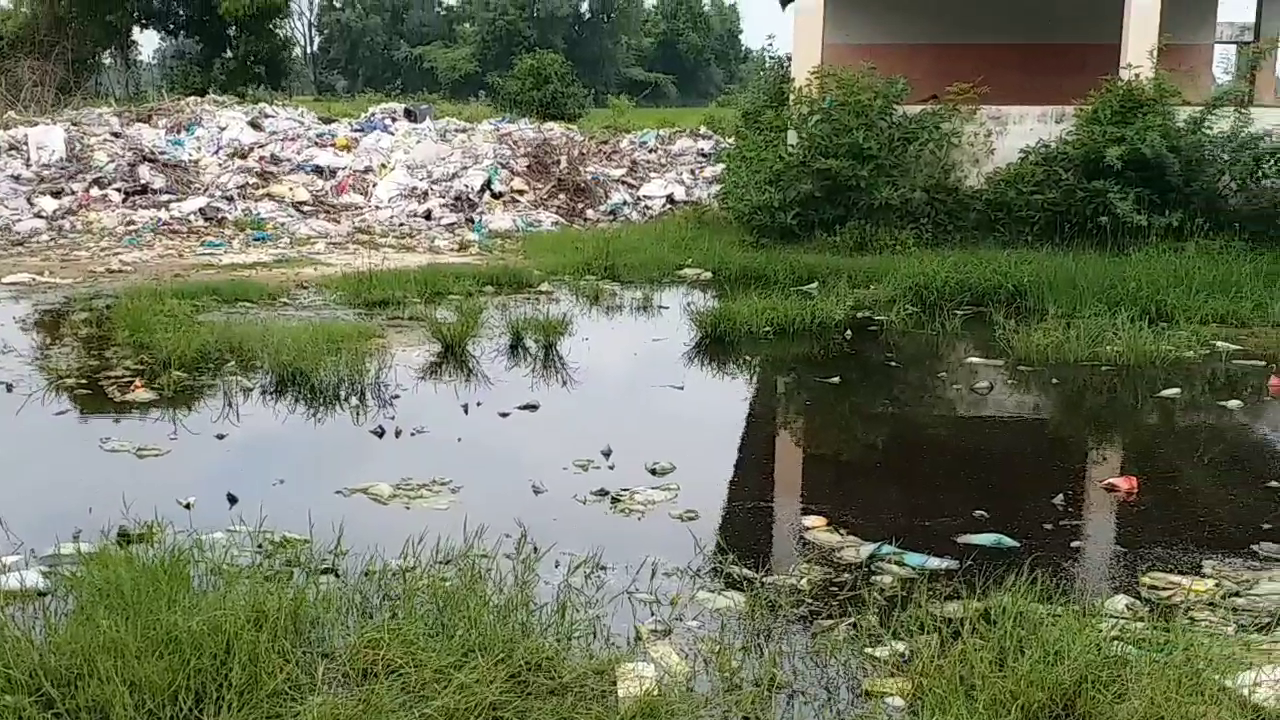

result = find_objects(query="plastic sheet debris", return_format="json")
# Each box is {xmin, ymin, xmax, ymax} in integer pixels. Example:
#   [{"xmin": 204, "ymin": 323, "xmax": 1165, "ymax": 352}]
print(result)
[
  {"xmin": 616, "ymin": 662, "xmax": 659, "ymax": 705},
  {"xmin": 608, "ymin": 483, "xmax": 680, "ymax": 516},
  {"xmin": 1138, "ymin": 572, "xmax": 1220, "ymax": 604},
  {"xmin": 0, "ymin": 568, "xmax": 49, "ymax": 595},
  {"xmin": 643, "ymin": 461, "xmax": 676, "ymax": 478},
  {"xmin": 337, "ymin": 478, "xmax": 459, "ymax": 509},
  {"xmin": 38, "ymin": 541, "xmax": 99, "ymax": 566},
  {"xmin": 1102, "ymin": 593, "xmax": 1147, "ymax": 618},
  {"xmin": 693, "ymin": 589, "xmax": 747, "ymax": 612},
  {"xmin": 1154, "ymin": 387, "xmax": 1183, "ymax": 398},
  {"xmin": 954, "ymin": 532, "xmax": 1021, "ymax": 549},
  {"xmin": 1228, "ymin": 665, "xmax": 1280, "ymax": 709},
  {"xmin": 98, "ymin": 437, "xmax": 171, "ymax": 459},
  {"xmin": 801, "ymin": 514, "xmax": 828, "ymax": 529}
]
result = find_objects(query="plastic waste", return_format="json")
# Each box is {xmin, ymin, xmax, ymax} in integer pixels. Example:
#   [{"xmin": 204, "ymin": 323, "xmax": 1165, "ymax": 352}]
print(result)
[
  {"xmin": 615, "ymin": 662, "xmax": 658, "ymax": 704},
  {"xmin": 870, "ymin": 542, "xmax": 960, "ymax": 571},
  {"xmin": 0, "ymin": 568, "xmax": 49, "ymax": 595},
  {"xmin": 954, "ymin": 532, "xmax": 1021, "ymax": 549},
  {"xmin": 1099, "ymin": 475, "xmax": 1139, "ymax": 494}
]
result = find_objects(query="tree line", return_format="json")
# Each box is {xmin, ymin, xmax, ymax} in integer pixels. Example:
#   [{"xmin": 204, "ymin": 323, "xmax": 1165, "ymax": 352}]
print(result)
[{"xmin": 0, "ymin": 0, "xmax": 755, "ymax": 108}]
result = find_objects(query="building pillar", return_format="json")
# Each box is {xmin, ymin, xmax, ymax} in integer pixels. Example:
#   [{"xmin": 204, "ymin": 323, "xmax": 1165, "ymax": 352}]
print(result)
[
  {"xmin": 1254, "ymin": 0, "xmax": 1280, "ymax": 105},
  {"xmin": 1077, "ymin": 439, "xmax": 1122, "ymax": 597},
  {"xmin": 771, "ymin": 376, "xmax": 803, "ymax": 573},
  {"xmin": 1157, "ymin": 0, "xmax": 1217, "ymax": 102},
  {"xmin": 790, "ymin": 0, "xmax": 826, "ymax": 85},
  {"xmin": 1119, "ymin": 0, "xmax": 1164, "ymax": 78}
]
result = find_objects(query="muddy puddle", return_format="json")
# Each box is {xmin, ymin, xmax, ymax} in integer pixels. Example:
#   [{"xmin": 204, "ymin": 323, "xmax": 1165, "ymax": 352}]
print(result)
[{"xmin": 2, "ymin": 287, "xmax": 1280, "ymax": 598}]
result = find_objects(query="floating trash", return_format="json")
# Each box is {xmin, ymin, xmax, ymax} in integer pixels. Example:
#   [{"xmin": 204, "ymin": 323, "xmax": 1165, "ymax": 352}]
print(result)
[
  {"xmin": 1154, "ymin": 387, "xmax": 1182, "ymax": 398},
  {"xmin": 1103, "ymin": 593, "xmax": 1147, "ymax": 619},
  {"xmin": 1212, "ymin": 341, "xmax": 1246, "ymax": 352},
  {"xmin": 871, "ymin": 543, "xmax": 960, "ymax": 571},
  {"xmin": 644, "ymin": 461, "xmax": 676, "ymax": 478},
  {"xmin": 571, "ymin": 458, "xmax": 595, "ymax": 472},
  {"xmin": 954, "ymin": 532, "xmax": 1021, "ymax": 549},
  {"xmin": 1050, "ymin": 492, "xmax": 1066, "ymax": 507},
  {"xmin": 600, "ymin": 444, "xmax": 613, "ymax": 461},
  {"xmin": 98, "ymin": 437, "xmax": 171, "ymax": 459},
  {"xmin": 1099, "ymin": 475, "xmax": 1139, "ymax": 494},
  {"xmin": 801, "ymin": 515, "xmax": 828, "ymax": 529},
  {"xmin": 693, "ymin": 589, "xmax": 747, "ymax": 612},
  {"xmin": 176, "ymin": 496, "xmax": 196, "ymax": 511},
  {"xmin": 814, "ymin": 375, "xmax": 842, "ymax": 385},
  {"xmin": 962, "ymin": 356, "xmax": 1005, "ymax": 367},
  {"xmin": 668, "ymin": 509, "xmax": 700, "ymax": 522},
  {"xmin": 515, "ymin": 400, "xmax": 541, "ymax": 412},
  {"xmin": 338, "ymin": 478, "xmax": 459, "ymax": 510},
  {"xmin": 530, "ymin": 479, "xmax": 548, "ymax": 496},
  {"xmin": 610, "ymin": 483, "xmax": 680, "ymax": 516},
  {"xmin": 0, "ymin": 568, "xmax": 48, "ymax": 595},
  {"xmin": 1232, "ymin": 359, "xmax": 1269, "ymax": 367},
  {"xmin": 1218, "ymin": 399, "xmax": 1246, "ymax": 410},
  {"xmin": 628, "ymin": 591, "xmax": 660, "ymax": 604},
  {"xmin": 971, "ymin": 509, "xmax": 990, "ymax": 520},
  {"xmin": 969, "ymin": 380, "xmax": 994, "ymax": 396},
  {"xmin": 803, "ymin": 526, "xmax": 862, "ymax": 549}
]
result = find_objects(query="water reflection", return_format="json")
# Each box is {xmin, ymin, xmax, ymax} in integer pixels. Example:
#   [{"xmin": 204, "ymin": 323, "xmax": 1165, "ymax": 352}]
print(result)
[
  {"xmin": 716, "ymin": 329, "xmax": 1280, "ymax": 596},
  {"xmin": 9, "ymin": 287, "xmax": 1280, "ymax": 601}
]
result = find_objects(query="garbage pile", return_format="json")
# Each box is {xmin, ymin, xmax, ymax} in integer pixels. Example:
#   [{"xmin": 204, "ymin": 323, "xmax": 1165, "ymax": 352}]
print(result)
[{"xmin": 0, "ymin": 97, "xmax": 726, "ymax": 268}]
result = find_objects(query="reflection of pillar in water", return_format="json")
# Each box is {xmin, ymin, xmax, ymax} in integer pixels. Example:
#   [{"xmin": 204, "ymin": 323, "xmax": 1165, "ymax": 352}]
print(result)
[
  {"xmin": 1078, "ymin": 438, "xmax": 1122, "ymax": 596},
  {"xmin": 772, "ymin": 376, "xmax": 803, "ymax": 574}
]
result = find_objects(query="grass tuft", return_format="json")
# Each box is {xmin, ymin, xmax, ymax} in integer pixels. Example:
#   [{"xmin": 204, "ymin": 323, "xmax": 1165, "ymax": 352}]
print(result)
[
  {"xmin": 321, "ymin": 264, "xmax": 543, "ymax": 312},
  {"xmin": 425, "ymin": 300, "xmax": 487, "ymax": 357},
  {"xmin": 0, "ymin": 532, "xmax": 1263, "ymax": 720}
]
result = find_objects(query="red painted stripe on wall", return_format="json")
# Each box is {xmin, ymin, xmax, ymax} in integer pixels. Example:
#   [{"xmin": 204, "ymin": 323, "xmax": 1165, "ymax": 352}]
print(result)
[{"xmin": 822, "ymin": 43, "xmax": 1213, "ymax": 104}]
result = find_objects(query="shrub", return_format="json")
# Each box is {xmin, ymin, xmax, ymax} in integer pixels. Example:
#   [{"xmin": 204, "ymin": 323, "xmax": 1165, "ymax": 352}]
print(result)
[
  {"xmin": 981, "ymin": 74, "xmax": 1280, "ymax": 248},
  {"xmin": 718, "ymin": 55, "xmax": 977, "ymax": 244},
  {"xmin": 491, "ymin": 50, "xmax": 590, "ymax": 123}
]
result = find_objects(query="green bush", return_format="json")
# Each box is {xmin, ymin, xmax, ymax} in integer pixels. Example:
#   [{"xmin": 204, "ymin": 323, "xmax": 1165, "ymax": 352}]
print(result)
[
  {"xmin": 491, "ymin": 50, "xmax": 590, "ymax": 123},
  {"xmin": 719, "ymin": 55, "xmax": 1280, "ymax": 248},
  {"xmin": 717, "ymin": 55, "xmax": 976, "ymax": 244},
  {"xmin": 981, "ymin": 74, "xmax": 1280, "ymax": 248}
]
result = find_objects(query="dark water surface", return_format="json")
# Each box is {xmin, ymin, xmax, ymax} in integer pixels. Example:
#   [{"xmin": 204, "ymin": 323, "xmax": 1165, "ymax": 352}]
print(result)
[{"xmin": 4, "ymin": 288, "xmax": 1280, "ymax": 596}]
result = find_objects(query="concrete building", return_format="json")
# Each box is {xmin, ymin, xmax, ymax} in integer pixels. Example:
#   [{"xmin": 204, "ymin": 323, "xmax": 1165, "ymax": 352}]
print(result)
[{"xmin": 785, "ymin": 0, "xmax": 1280, "ymax": 105}]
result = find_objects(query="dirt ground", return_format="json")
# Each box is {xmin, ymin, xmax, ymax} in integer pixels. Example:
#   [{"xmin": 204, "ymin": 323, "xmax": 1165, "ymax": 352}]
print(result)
[{"xmin": 0, "ymin": 243, "xmax": 482, "ymax": 289}]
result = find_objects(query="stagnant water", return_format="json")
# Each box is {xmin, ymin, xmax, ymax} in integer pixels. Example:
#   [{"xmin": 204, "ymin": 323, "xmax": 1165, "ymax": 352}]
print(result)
[{"xmin": 2, "ymin": 287, "xmax": 1279, "ymax": 596}]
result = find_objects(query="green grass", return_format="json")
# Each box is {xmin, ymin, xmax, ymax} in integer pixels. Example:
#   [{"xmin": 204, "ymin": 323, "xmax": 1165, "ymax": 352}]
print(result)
[
  {"xmin": 290, "ymin": 95, "xmax": 729, "ymax": 134},
  {"xmin": 0, "ymin": 532, "xmax": 1266, "ymax": 720},
  {"xmin": 40, "ymin": 280, "xmax": 386, "ymax": 404},
  {"xmin": 425, "ymin": 300, "xmax": 487, "ymax": 357},
  {"xmin": 512, "ymin": 212, "xmax": 1280, "ymax": 364},
  {"xmin": 504, "ymin": 310, "xmax": 574, "ymax": 354},
  {"xmin": 321, "ymin": 264, "xmax": 544, "ymax": 312}
]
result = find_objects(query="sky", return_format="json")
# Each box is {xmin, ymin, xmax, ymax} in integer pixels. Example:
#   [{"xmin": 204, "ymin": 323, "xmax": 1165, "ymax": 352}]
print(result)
[{"xmin": 131, "ymin": 0, "xmax": 1263, "ymax": 67}]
